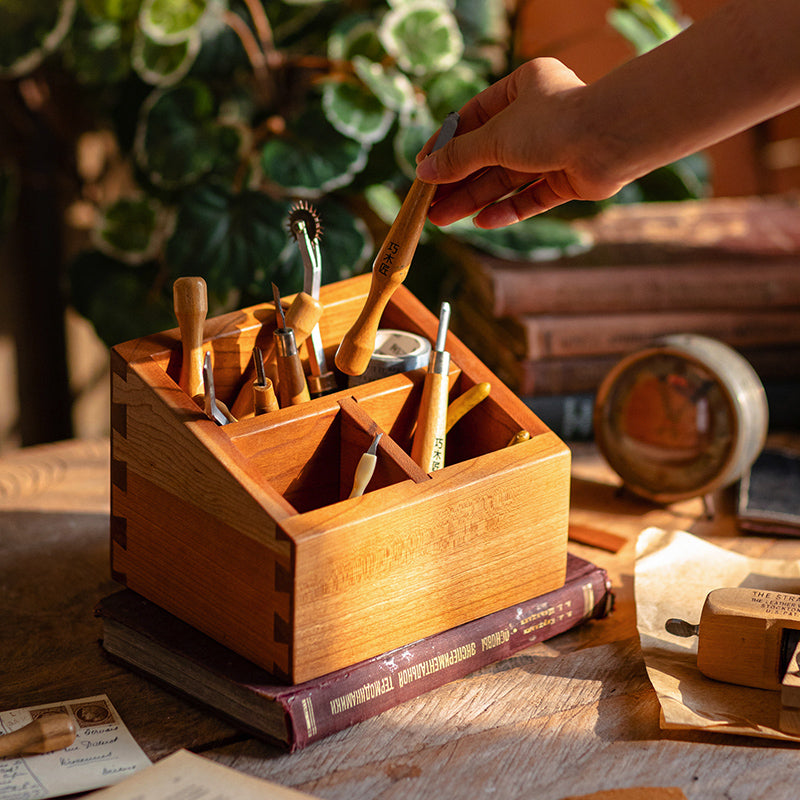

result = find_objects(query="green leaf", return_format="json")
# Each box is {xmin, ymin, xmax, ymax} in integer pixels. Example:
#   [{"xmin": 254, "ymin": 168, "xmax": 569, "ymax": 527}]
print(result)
[
  {"xmin": 132, "ymin": 26, "xmax": 200, "ymax": 86},
  {"xmin": 328, "ymin": 16, "xmax": 385, "ymax": 62},
  {"xmin": 260, "ymin": 106, "xmax": 370, "ymax": 195},
  {"xmin": 394, "ymin": 102, "xmax": 436, "ymax": 180},
  {"xmin": 448, "ymin": 216, "xmax": 592, "ymax": 261},
  {"xmin": 378, "ymin": 1, "xmax": 464, "ymax": 76},
  {"xmin": 0, "ymin": 0, "xmax": 76, "ymax": 77},
  {"xmin": 139, "ymin": 0, "xmax": 209, "ymax": 45},
  {"xmin": 93, "ymin": 196, "xmax": 169, "ymax": 263},
  {"xmin": 166, "ymin": 182, "xmax": 289, "ymax": 296},
  {"xmin": 62, "ymin": 9, "xmax": 132, "ymax": 84},
  {"xmin": 82, "ymin": 0, "xmax": 140, "ymax": 22},
  {"xmin": 68, "ymin": 250, "xmax": 175, "ymax": 346},
  {"xmin": 322, "ymin": 79, "xmax": 395, "ymax": 145},
  {"xmin": 424, "ymin": 61, "xmax": 488, "ymax": 120},
  {"xmin": 626, "ymin": 154, "xmax": 710, "ymax": 202},
  {"xmin": 454, "ymin": 0, "xmax": 508, "ymax": 46},
  {"xmin": 608, "ymin": 1, "xmax": 682, "ymax": 55},
  {"xmin": 364, "ymin": 183, "xmax": 402, "ymax": 227},
  {"xmin": 352, "ymin": 55, "xmax": 416, "ymax": 114},
  {"xmin": 134, "ymin": 80, "xmax": 223, "ymax": 188}
]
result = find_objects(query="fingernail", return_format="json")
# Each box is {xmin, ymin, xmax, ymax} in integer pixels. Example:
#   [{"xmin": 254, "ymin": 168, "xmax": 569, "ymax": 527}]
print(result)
[{"xmin": 416, "ymin": 155, "xmax": 437, "ymax": 182}]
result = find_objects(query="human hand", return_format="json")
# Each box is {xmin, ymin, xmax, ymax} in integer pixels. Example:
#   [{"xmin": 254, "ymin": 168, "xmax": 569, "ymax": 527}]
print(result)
[{"xmin": 415, "ymin": 58, "xmax": 627, "ymax": 228}]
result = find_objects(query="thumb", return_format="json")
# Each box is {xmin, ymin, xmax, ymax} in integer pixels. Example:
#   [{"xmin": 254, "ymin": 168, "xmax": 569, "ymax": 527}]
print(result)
[{"xmin": 415, "ymin": 127, "xmax": 491, "ymax": 185}]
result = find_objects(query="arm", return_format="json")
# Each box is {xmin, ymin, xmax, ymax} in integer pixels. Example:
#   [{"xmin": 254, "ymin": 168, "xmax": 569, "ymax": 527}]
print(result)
[{"xmin": 416, "ymin": 0, "xmax": 800, "ymax": 228}]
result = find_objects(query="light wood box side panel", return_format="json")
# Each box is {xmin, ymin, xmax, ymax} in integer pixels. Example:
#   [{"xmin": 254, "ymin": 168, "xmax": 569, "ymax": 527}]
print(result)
[
  {"xmin": 111, "ymin": 471, "xmax": 293, "ymax": 678},
  {"xmin": 285, "ymin": 432, "xmax": 571, "ymax": 681},
  {"xmin": 112, "ymin": 354, "xmax": 295, "ymax": 549}
]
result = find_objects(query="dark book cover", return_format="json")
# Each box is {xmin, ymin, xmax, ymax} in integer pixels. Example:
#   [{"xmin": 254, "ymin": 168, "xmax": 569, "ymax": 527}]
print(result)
[
  {"xmin": 738, "ymin": 447, "xmax": 800, "ymax": 536},
  {"xmin": 96, "ymin": 553, "xmax": 612, "ymax": 752}
]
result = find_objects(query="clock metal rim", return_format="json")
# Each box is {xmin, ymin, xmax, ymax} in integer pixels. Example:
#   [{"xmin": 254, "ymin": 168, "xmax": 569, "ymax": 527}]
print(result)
[{"xmin": 593, "ymin": 334, "xmax": 769, "ymax": 504}]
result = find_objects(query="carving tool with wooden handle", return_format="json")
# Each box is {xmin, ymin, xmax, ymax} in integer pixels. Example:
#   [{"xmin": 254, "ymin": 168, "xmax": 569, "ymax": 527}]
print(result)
[
  {"xmin": 335, "ymin": 112, "xmax": 459, "ymax": 377},
  {"xmin": 272, "ymin": 283, "xmax": 310, "ymax": 407},
  {"xmin": 289, "ymin": 202, "xmax": 337, "ymax": 396},
  {"xmin": 251, "ymin": 346, "xmax": 280, "ymax": 415},
  {"xmin": 229, "ymin": 293, "xmax": 322, "ymax": 417},
  {"xmin": 0, "ymin": 714, "xmax": 76, "ymax": 758},
  {"xmin": 411, "ymin": 301, "xmax": 451, "ymax": 472},
  {"xmin": 173, "ymin": 276, "xmax": 208, "ymax": 400},
  {"xmin": 349, "ymin": 432, "xmax": 382, "ymax": 498}
]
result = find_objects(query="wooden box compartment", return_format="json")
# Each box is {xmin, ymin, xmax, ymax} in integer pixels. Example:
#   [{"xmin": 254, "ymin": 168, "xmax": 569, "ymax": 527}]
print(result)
[{"xmin": 110, "ymin": 273, "xmax": 571, "ymax": 684}]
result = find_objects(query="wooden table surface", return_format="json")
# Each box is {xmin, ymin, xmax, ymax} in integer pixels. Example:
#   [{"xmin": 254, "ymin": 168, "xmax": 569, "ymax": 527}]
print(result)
[{"xmin": 2, "ymin": 436, "xmax": 800, "ymax": 800}]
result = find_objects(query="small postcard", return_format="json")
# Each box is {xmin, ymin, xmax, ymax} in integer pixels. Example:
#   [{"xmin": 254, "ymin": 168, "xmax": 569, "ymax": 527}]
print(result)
[{"xmin": 0, "ymin": 694, "xmax": 151, "ymax": 800}]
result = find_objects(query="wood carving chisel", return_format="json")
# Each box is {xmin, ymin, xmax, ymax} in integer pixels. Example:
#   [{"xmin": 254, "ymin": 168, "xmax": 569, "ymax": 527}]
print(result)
[
  {"xmin": 173, "ymin": 276, "xmax": 208, "ymax": 401},
  {"xmin": 349, "ymin": 432, "xmax": 382, "ymax": 498},
  {"xmin": 0, "ymin": 714, "xmax": 76, "ymax": 758},
  {"xmin": 203, "ymin": 352, "xmax": 236, "ymax": 425},
  {"xmin": 251, "ymin": 346, "xmax": 280, "ymax": 414},
  {"xmin": 335, "ymin": 112, "xmax": 459, "ymax": 377},
  {"xmin": 411, "ymin": 301, "xmax": 451, "ymax": 472},
  {"xmin": 229, "ymin": 292, "xmax": 323, "ymax": 418},
  {"xmin": 272, "ymin": 283, "xmax": 310, "ymax": 406},
  {"xmin": 288, "ymin": 202, "xmax": 336, "ymax": 396}
]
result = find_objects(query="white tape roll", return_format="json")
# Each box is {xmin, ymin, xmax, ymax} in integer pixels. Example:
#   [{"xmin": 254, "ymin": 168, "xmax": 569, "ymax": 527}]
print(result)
[{"xmin": 347, "ymin": 329, "xmax": 431, "ymax": 386}]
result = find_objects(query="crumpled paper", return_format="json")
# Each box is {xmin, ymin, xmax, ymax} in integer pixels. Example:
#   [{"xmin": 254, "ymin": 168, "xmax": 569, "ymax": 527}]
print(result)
[{"xmin": 635, "ymin": 527, "xmax": 800, "ymax": 740}]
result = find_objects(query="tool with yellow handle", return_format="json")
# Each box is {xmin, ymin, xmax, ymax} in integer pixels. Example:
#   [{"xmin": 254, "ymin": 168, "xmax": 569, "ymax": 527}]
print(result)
[
  {"xmin": 0, "ymin": 714, "xmax": 76, "ymax": 758},
  {"xmin": 411, "ymin": 301, "xmax": 451, "ymax": 473},
  {"xmin": 445, "ymin": 382, "xmax": 491, "ymax": 433},
  {"xmin": 173, "ymin": 276, "xmax": 208, "ymax": 401},
  {"xmin": 335, "ymin": 113, "xmax": 459, "ymax": 377}
]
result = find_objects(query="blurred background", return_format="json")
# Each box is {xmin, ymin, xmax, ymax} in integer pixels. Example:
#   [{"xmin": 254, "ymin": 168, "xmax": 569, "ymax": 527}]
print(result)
[{"xmin": 1, "ymin": 0, "xmax": 798, "ymax": 452}]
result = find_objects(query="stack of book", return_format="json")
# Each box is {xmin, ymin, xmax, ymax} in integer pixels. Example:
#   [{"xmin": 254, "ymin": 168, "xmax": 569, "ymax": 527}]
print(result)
[
  {"xmin": 96, "ymin": 553, "xmax": 612, "ymax": 752},
  {"xmin": 449, "ymin": 195, "xmax": 800, "ymax": 439}
]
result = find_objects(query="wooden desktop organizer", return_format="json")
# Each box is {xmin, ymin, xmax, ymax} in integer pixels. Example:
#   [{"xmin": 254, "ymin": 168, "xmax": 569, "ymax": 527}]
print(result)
[{"xmin": 110, "ymin": 273, "xmax": 571, "ymax": 684}]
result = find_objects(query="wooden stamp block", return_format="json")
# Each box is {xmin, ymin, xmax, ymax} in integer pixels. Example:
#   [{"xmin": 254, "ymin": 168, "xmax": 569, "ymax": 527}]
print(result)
[{"xmin": 110, "ymin": 274, "xmax": 571, "ymax": 684}]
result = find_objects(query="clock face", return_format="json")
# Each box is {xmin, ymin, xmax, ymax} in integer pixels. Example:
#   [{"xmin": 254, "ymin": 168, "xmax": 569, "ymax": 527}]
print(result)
[{"xmin": 594, "ymin": 336, "xmax": 768, "ymax": 503}]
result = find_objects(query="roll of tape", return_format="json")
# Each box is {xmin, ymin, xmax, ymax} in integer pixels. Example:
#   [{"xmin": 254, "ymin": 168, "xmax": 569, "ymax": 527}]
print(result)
[{"xmin": 347, "ymin": 329, "xmax": 431, "ymax": 386}]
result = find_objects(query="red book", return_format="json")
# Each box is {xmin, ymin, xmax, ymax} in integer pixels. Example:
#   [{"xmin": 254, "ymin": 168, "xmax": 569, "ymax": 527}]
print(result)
[{"xmin": 95, "ymin": 553, "xmax": 612, "ymax": 751}]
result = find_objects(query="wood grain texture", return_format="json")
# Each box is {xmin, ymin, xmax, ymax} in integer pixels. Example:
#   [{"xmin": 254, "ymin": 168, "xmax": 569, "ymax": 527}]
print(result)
[
  {"xmin": 335, "ymin": 180, "xmax": 437, "ymax": 376},
  {"xmin": 111, "ymin": 275, "xmax": 571, "ymax": 683},
  {"xmin": 7, "ymin": 438, "xmax": 800, "ymax": 798}
]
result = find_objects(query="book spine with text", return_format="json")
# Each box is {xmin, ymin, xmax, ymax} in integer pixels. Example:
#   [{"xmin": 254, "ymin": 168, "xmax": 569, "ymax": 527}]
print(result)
[
  {"xmin": 98, "ymin": 556, "xmax": 612, "ymax": 752},
  {"xmin": 286, "ymin": 556, "xmax": 611, "ymax": 748}
]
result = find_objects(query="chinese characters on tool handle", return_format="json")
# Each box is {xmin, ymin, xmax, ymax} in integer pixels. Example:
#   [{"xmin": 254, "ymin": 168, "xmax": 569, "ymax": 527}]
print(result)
[{"xmin": 335, "ymin": 112, "xmax": 459, "ymax": 377}]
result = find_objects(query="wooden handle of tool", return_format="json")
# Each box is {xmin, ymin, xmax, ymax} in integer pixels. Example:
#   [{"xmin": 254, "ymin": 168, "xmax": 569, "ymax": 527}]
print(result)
[
  {"xmin": 349, "ymin": 452, "xmax": 378, "ymax": 498},
  {"xmin": 253, "ymin": 378, "xmax": 280, "ymax": 415},
  {"xmin": 287, "ymin": 292, "xmax": 323, "ymax": 347},
  {"xmin": 335, "ymin": 179, "xmax": 437, "ymax": 376},
  {"xmin": 411, "ymin": 371, "xmax": 449, "ymax": 472},
  {"xmin": 173, "ymin": 276, "xmax": 208, "ymax": 400},
  {"xmin": 230, "ymin": 292, "xmax": 322, "ymax": 418},
  {"xmin": 0, "ymin": 714, "xmax": 76, "ymax": 757},
  {"xmin": 276, "ymin": 355, "xmax": 310, "ymax": 406}
]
